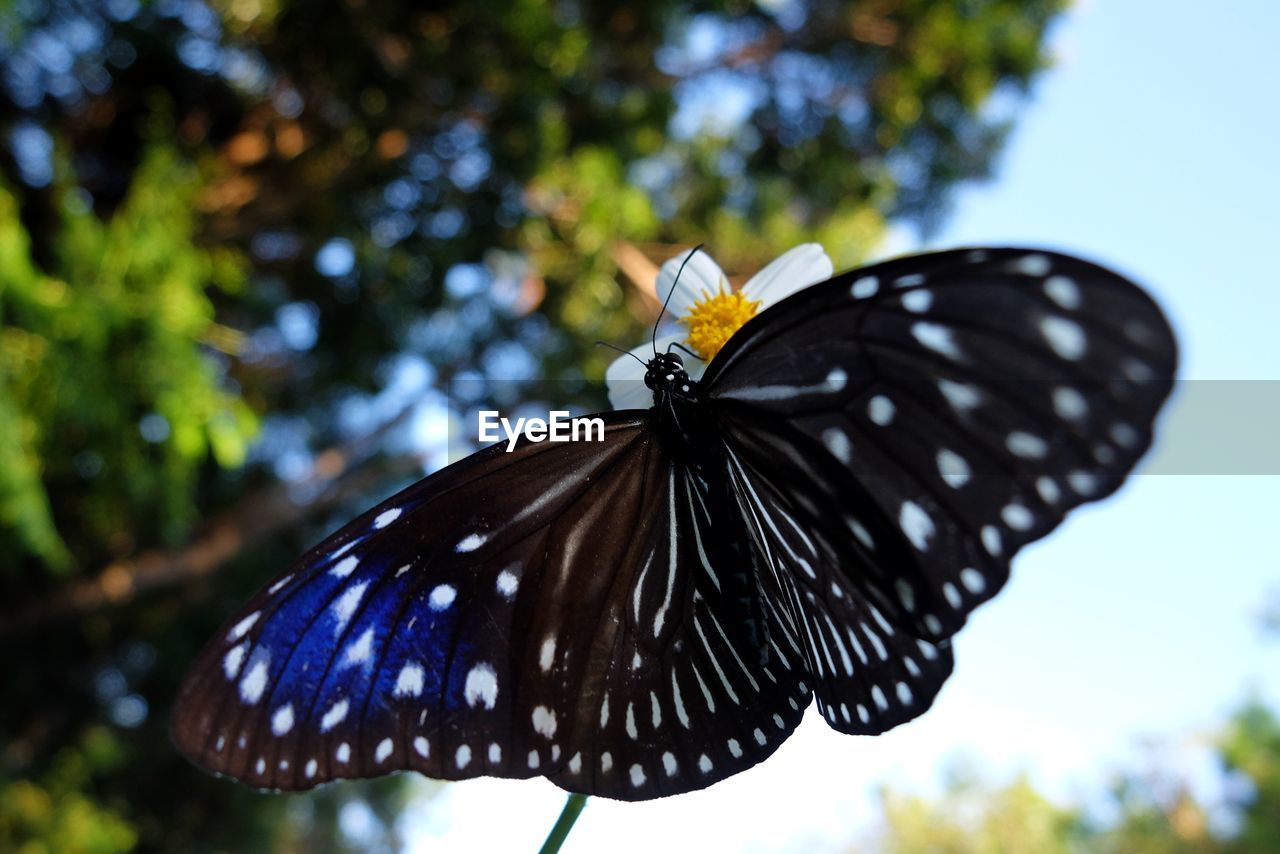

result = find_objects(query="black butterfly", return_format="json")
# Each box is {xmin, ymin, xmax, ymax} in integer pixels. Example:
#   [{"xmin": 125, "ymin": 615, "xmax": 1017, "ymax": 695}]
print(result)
[{"xmin": 172, "ymin": 247, "xmax": 1177, "ymax": 801}]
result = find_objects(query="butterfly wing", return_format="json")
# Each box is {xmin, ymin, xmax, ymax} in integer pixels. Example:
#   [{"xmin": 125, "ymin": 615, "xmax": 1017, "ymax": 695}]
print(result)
[
  {"xmin": 702, "ymin": 248, "xmax": 1177, "ymax": 733},
  {"xmin": 172, "ymin": 412, "xmax": 807, "ymax": 800}
]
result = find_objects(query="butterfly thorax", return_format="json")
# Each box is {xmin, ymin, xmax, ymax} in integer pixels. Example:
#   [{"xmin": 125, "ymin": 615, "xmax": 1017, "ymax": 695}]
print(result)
[{"xmin": 644, "ymin": 352, "xmax": 712, "ymax": 461}]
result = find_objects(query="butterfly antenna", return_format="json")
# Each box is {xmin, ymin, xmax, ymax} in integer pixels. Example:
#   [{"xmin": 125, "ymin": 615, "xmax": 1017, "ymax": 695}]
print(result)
[
  {"xmin": 595, "ymin": 340, "xmax": 647, "ymax": 366},
  {"xmin": 652, "ymin": 244, "xmax": 705, "ymax": 356},
  {"xmin": 666, "ymin": 340, "xmax": 701, "ymax": 361}
]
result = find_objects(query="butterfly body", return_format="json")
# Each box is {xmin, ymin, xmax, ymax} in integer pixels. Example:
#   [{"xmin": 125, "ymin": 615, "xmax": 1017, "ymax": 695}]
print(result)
[{"xmin": 174, "ymin": 248, "xmax": 1177, "ymax": 801}]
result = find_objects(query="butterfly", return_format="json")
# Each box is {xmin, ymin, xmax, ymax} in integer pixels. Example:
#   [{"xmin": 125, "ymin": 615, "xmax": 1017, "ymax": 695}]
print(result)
[{"xmin": 172, "ymin": 246, "xmax": 1177, "ymax": 801}]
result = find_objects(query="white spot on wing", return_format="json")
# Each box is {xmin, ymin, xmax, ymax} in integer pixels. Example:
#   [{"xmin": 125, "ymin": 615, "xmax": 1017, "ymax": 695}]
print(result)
[
  {"xmin": 1053, "ymin": 386, "xmax": 1088, "ymax": 420},
  {"xmin": 896, "ymin": 579, "xmax": 916, "ymax": 612},
  {"xmin": 943, "ymin": 582, "xmax": 962, "ymax": 609},
  {"xmin": 271, "ymin": 703, "xmax": 294, "ymax": 736},
  {"xmin": 912, "ymin": 321, "xmax": 963, "ymax": 359},
  {"xmin": 496, "ymin": 568, "xmax": 519, "ymax": 597},
  {"xmin": 1111, "ymin": 422, "xmax": 1140, "ymax": 448},
  {"xmin": 539, "ymin": 636, "xmax": 556, "ymax": 672},
  {"xmin": 901, "ymin": 288, "xmax": 932, "ymax": 312},
  {"xmin": 1044, "ymin": 275, "xmax": 1081, "ymax": 309},
  {"xmin": 344, "ymin": 627, "xmax": 375, "ymax": 665},
  {"xmin": 321, "ymin": 698, "xmax": 349, "ymax": 732},
  {"xmin": 455, "ymin": 744, "xmax": 471, "ymax": 769},
  {"xmin": 851, "ymin": 275, "xmax": 878, "ymax": 298},
  {"xmin": 1002, "ymin": 503, "xmax": 1034, "ymax": 531},
  {"xmin": 455, "ymin": 532, "xmax": 486, "ymax": 553},
  {"xmin": 937, "ymin": 448, "xmax": 970, "ymax": 487},
  {"xmin": 1011, "ymin": 253, "xmax": 1052, "ymax": 276},
  {"xmin": 331, "ymin": 581, "xmax": 369, "ymax": 633},
  {"xmin": 532, "ymin": 705, "xmax": 557, "ymax": 738},
  {"xmin": 1007, "ymin": 431, "xmax": 1048, "ymax": 459},
  {"xmin": 373, "ymin": 507, "xmax": 402, "ymax": 529},
  {"xmin": 938, "ymin": 379, "xmax": 981, "ymax": 410},
  {"xmin": 960, "ymin": 568, "xmax": 986, "ymax": 594},
  {"xmin": 393, "ymin": 662, "xmax": 424, "ymax": 697},
  {"xmin": 868, "ymin": 395, "xmax": 895, "ymax": 425},
  {"xmin": 228, "ymin": 612, "xmax": 259, "ymax": 641},
  {"xmin": 849, "ymin": 518, "xmax": 875, "ymax": 551},
  {"xmin": 896, "ymin": 682, "xmax": 914, "ymax": 704},
  {"xmin": 1041, "ymin": 315, "xmax": 1087, "ymax": 360},
  {"xmin": 375, "ymin": 738, "xmax": 393, "ymax": 762},
  {"xmin": 428, "ymin": 584, "xmax": 456, "ymax": 610},
  {"xmin": 899, "ymin": 501, "xmax": 935, "ymax": 551},
  {"xmin": 414, "ymin": 736, "xmax": 429, "ymax": 757},
  {"xmin": 822, "ymin": 428, "xmax": 851, "ymax": 463},
  {"xmin": 329, "ymin": 540, "xmax": 357, "ymax": 560},
  {"xmin": 239, "ymin": 655, "xmax": 269, "ymax": 704},
  {"xmin": 223, "ymin": 643, "xmax": 247, "ymax": 679},
  {"xmin": 981, "ymin": 525, "xmax": 1003, "ymax": 556},
  {"xmin": 464, "ymin": 663, "xmax": 498, "ymax": 709},
  {"xmin": 331, "ymin": 555, "xmax": 359, "ymax": 578},
  {"xmin": 1068, "ymin": 470, "xmax": 1100, "ymax": 495}
]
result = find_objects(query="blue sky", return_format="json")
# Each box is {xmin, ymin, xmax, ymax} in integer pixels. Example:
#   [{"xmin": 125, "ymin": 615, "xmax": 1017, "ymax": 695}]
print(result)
[{"xmin": 402, "ymin": 3, "xmax": 1280, "ymax": 850}]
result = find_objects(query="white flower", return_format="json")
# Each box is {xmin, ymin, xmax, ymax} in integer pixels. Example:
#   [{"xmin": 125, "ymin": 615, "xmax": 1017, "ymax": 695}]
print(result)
[{"xmin": 606, "ymin": 244, "xmax": 834, "ymax": 410}]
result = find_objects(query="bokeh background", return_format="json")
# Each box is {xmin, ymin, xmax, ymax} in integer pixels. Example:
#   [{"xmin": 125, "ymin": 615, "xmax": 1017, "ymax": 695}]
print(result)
[{"xmin": 2, "ymin": 0, "xmax": 1278, "ymax": 851}]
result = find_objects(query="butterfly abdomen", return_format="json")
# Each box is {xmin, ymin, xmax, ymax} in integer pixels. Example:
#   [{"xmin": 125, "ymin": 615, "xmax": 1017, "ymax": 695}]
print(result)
[{"xmin": 677, "ymin": 420, "xmax": 773, "ymax": 669}]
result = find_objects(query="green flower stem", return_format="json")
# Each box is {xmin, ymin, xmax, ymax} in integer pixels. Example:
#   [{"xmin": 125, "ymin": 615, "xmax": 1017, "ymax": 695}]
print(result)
[{"xmin": 538, "ymin": 793, "xmax": 589, "ymax": 854}]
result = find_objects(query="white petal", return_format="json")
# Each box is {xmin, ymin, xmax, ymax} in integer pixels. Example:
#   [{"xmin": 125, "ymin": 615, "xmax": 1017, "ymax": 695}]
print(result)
[
  {"xmin": 656, "ymin": 250, "xmax": 728, "ymax": 321},
  {"xmin": 606, "ymin": 341, "xmax": 654, "ymax": 410},
  {"xmin": 740, "ymin": 243, "xmax": 834, "ymax": 308}
]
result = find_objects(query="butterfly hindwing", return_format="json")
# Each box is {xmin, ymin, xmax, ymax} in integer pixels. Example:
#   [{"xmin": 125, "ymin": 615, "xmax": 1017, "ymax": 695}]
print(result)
[
  {"xmin": 720, "ymin": 420, "xmax": 955, "ymax": 735},
  {"xmin": 173, "ymin": 414, "xmax": 651, "ymax": 789}
]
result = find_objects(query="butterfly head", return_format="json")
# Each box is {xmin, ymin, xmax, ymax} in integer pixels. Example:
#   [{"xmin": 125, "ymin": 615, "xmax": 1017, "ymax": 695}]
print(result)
[{"xmin": 644, "ymin": 352, "xmax": 694, "ymax": 396}]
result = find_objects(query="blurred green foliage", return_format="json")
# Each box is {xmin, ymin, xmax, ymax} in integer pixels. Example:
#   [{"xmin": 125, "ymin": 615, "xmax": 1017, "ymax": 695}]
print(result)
[{"xmin": 1, "ymin": 147, "xmax": 256, "ymax": 573}]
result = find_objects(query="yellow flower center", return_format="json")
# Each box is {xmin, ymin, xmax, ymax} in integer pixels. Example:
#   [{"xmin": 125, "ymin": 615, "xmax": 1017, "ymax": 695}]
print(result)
[{"xmin": 680, "ymin": 288, "xmax": 761, "ymax": 361}]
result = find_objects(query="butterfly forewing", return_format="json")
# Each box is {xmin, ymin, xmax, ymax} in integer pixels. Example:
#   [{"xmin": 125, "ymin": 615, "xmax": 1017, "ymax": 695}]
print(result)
[
  {"xmin": 173, "ymin": 413, "xmax": 807, "ymax": 799},
  {"xmin": 704, "ymin": 248, "xmax": 1176, "ymax": 658},
  {"xmin": 174, "ymin": 415, "xmax": 649, "ymax": 789}
]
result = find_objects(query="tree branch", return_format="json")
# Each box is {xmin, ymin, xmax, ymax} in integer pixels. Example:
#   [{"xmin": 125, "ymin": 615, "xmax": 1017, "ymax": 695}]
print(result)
[{"xmin": 0, "ymin": 408, "xmax": 422, "ymax": 639}]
